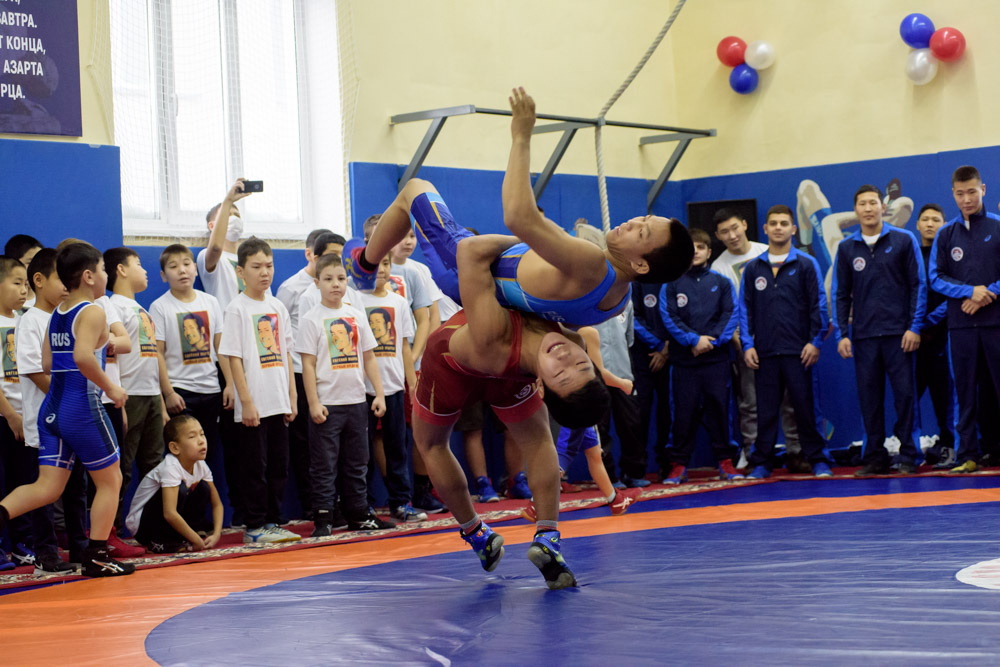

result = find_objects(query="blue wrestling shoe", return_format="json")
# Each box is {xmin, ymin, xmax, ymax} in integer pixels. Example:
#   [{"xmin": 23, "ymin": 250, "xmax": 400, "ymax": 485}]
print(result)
[
  {"xmin": 342, "ymin": 238, "xmax": 377, "ymax": 291},
  {"xmin": 460, "ymin": 522, "xmax": 505, "ymax": 572},
  {"xmin": 508, "ymin": 472, "xmax": 532, "ymax": 500},
  {"xmin": 747, "ymin": 465, "xmax": 771, "ymax": 480},
  {"xmin": 476, "ymin": 476, "xmax": 500, "ymax": 503},
  {"xmin": 663, "ymin": 464, "xmax": 687, "ymax": 485},
  {"xmin": 0, "ymin": 551, "xmax": 15, "ymax": 571},
  {"xmin": 527, "ymin": 529, "xmax": 577, "ymax": 590}
]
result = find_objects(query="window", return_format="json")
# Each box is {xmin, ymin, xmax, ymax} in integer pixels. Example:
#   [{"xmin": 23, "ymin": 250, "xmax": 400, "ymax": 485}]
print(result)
[{"xmin": 111, "ymin": 0, "xmax": 340, "ymax": 241}]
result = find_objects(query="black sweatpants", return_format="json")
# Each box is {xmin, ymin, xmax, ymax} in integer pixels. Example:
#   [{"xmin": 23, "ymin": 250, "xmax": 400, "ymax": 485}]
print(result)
[
  {"xmin": 949, "ymin": 326, "xmax": 1000, "ymax": 464},
  {"xmin": 630, "ymin": 343, "xmax": 672, "ymax": 475},
  {"xmin": 669, "ymin": 360, "xmax": 733, "ymax": 465},
  {"xmin": 239, "ymin": 414, "xmax": 289, "ymax": 530},
  {"xmin": 749, "ymin": 354, "xmax": 827, "ymax": 469},
  {"xmin": 134, "ymin": 481, "xmax": 212, "ymax": 551},
  {"xmin": 853, "ymin": 335, "xmax": 919, "ymax": 466}
]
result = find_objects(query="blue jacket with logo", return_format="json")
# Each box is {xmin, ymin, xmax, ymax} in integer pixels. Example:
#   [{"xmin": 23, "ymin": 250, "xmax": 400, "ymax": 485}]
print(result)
[
  {"xmin": 631, "ymin": 282, "xmax": 669, "ymax": 351},
  {"xmin": 739, "ymin": 247, "xmax": 827, "ymax": 358},
  {"xmin": 831, "ymin": 224, "xmax": 927, "ymax": 341},
  {"xmin": 929, "ymin": 209, "xmax": 1000, "ymax": 329},
  {"xmin": 659, "ymin": 265, "xmax": 737, "ymax": 367}
]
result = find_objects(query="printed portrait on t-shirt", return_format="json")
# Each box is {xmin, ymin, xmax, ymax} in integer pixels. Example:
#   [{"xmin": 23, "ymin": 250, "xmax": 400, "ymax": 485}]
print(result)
[
  {"xmin": 385, "ymin": 276, "xmax": 406, "ymax": 298},
  {"xmin": 254, "ymin": 313, "xmax": 284, "ymax": 368},
  {"xmin": 325, "ymin": 317, "xmax": 359, "ymax": 369},
  {"xmin": 1, "ymin": 327, "xmax": 17, "ymax": 383},
  {"xmin": 177, "ymin": 311, "xmax": 212, "ymax": 365},
  {"xmin": 227, "ymin": 257, "xmax": 246, "ymax": 293},
  {"xmin": 135, "ymin": 309, "xmax": 158, "ymax": 358},
  {"xmin": 366, "ymin": 306, "xmax": 396, "ymax": 357}
]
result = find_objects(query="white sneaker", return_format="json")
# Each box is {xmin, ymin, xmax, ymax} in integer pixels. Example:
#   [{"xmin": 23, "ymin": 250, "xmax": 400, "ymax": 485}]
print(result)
[
  {"xmin": 736, "ymin": 445, "xmax": 750, "ymax": 470},
  {"xmin": 919, "ymin": 434, "xmax": 939, "ymax": 453},
  {"xmin": 266, "ymin": 525, "xmax": 302, "ymax": 543},
  {"xmin": 883, "ymin": 435, "xmax": 901, "ymax": 455}
]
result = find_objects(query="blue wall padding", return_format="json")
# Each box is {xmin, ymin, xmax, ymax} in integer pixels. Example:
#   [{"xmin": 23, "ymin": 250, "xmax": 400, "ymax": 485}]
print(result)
[{"xmin": 0, "ymin": 139, "xmax": 122, "ymax": 253}]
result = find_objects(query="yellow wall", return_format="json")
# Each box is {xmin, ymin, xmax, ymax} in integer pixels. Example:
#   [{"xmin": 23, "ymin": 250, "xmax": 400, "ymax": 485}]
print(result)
[
  {"xmin": 0, "ymin": 0, "xmax": 112, "ymax": 145},
  {"xmin": 345, "ymin": 0, "xmax": 680, "ymax": 180},
  {"xmin": 346, "ymin": 0, "xmax": 999, "ymax": 181}
]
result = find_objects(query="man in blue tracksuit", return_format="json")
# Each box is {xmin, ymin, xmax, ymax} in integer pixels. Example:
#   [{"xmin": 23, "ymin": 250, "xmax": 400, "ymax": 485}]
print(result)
[
  {"xmin": 630, "ymin": 282, "xmax": 672, "ymax": 479},
  {"xmin": 929, "ymin": 165, "xmax": 1000, "ymax": 473},
  {"xmin": 740, "ymin": 205, "xmax": 832, "ymax": 479},
  {"xmin": 660, "ymin": 228, "xmax": 742, "ymax": 483},
  {"xmin": 833, "ymin": 184, "xmax": 926, "ymax": 476}
]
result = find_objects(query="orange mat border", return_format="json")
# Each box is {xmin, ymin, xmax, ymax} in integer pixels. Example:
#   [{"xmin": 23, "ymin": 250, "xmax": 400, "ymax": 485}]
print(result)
[{"xmin": 1, "ymin": 485, "xmax": 999, "ymax": 666}]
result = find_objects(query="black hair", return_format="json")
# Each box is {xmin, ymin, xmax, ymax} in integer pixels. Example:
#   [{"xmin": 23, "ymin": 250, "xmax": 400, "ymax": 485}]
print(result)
[
  {"xmin": 26, "ymin": 247, "xmax": 58, "ymax": 290},
  {"xmin": 0, "ymin": 256, "xmax": 25, "ymax": 284},
  {"xmin": 103, "ymin": 247, "xmax": 140, "ymax": 291},
  {"xmin": 853, "ymin": 185, "xmax": 884, "ymax": 205},
  {"xmin": 315, "ymin": 253, "xmax": 343, "ymax": 277},
  {"xmin": 206, "ymin": 202, "xmax": 222, "ymax": 225},
  {"xmin": 952, "ymin": 165, "xmax": 981, "ymax": 185},
  {"xmin": 164, "ymin": 414, "xmax": 200, "ymax": 447},
  {"xmin": 4, "ymin": 234, "xmax": 42, "ymax": 262},
  {"xmin": 636, "ymin": 218, "xmax": 695, "ymax": 284},
  {"xmin": 57, "ymin": 242, "xmax": 102, "ymax": 291},
  {"xmin": 237, "ymin": 237, "xmax": 272, "ymax": 267},
  {"xmin": 312, "ymin": 232, "xmax": 347, "ymax": 257},
  {"xmin": 159, "ymin": 243, "xmax": 194, "ymax": 271},
  {"xmin": 766, "ymin": 204, "xmax": 795, "ymax": 221},
  {"xmin": 542, "ymin": 373, "xmax": 611, "ymax": 429},
  {"xmin": 712, "ymin": 208, "xmax": 744, "ymax": 229},
  {"xmin": 307, "ymin": 228, "xmax": 334, "ymax": 249},
  {"xmin": 918, "ymin": 203, "xmax": 944, "ymax": 218},
  {"xmin": 362, "ymin": 215, "xmax": 381, "ymax": 238}
]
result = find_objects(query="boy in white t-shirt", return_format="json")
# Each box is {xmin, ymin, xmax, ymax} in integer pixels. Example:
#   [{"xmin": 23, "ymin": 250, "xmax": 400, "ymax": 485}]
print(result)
[
  {"xmin": 15, "ymin": 249, "xmax": 79, "ymax": 573},
  {"xmin": 218, "ymin": 238, "xmax": 300, "ymax": 544},
  {"xmin": 150, "ymin": 244, "xmax": 231, "ymax": 485},
  {"xmin": 0, "ymin": 256, "xmax": 36, "ymax": 569},
  {"xmin": 126, "ymin": 415, "xmax": 224, "ymax": 553},
  {"xmin": 197, "ymin": 178, "xmax": 258, "ymax": 312},
  {"xmin": 297, "ymin": 253, "xmax": 391, "ymax": 535},
  {"xmin": 360, "ymin": 256, "xmax": 424, "ymax": 523},
  {"xmin": 105, "ymin": 247, "xmax": 165, "ymax": 533}
]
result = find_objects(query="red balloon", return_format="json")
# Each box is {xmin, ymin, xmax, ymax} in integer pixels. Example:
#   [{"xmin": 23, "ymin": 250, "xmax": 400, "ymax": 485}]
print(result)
[
  {"xmin": 929, "ymin": 27, "xmax": 966, "ymax": 62},
  {"xmin": 716, "ymin": 36, "xmax": 747, "ymax": 67}
]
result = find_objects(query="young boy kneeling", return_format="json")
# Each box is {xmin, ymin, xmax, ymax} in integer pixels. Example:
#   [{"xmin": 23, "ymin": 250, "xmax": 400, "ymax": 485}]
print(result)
[{"xmin": 126, "ymin": 415, "xmax": 223, "ymax": 553}]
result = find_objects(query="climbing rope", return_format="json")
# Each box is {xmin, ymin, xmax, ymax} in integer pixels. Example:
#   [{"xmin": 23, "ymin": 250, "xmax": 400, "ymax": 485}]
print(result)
[{"xmin": 594, "ymin": 0, "xmax": 688, "ymax": 231}]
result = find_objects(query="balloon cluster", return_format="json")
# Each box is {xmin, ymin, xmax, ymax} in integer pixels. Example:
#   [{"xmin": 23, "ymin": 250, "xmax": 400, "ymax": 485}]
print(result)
[
  {"xmin": 716, "ymin": 36, "xmax": 775, "ymax": 95},
  {"xmin": 899, "ymin": 13, "xmax": 966, "ymax": 85}
]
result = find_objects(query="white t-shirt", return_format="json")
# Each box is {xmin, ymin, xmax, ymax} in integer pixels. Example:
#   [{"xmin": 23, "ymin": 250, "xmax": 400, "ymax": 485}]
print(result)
[
  {"xmin": 295, "ymin": 302, "xmax": 376, "ymax": 406},
  {"xmin": 388, "ymin": 261, "xmax": 435, "ymax": 311},
  {"xmin": 96, "ymin": 296, "xmax": 123, "ymax": 405},
  {"xmin": 150, "ymin": 290, "xmax": 223, "ymax": 394},
  {"xmin": 862, "ymin": 233, "xmax": 880, "ymax": 246},
  {"xmin": 298, "ymin": 282, "xmax": 366, "ymax": 324},
  {"xmin": 711, "ymin": 241, "xmax": 769, "ymax": 291},
  {"xmin": 276, "ymin": 267, "xmax": 315, "ymax": 374},
  {"xmin": 438, "ymin": 294, "xmax": 462, "ymax": 321},
  {"xmin": 110, "ymin": 294, "xmax": 160, "ymax": 396},
  {"xmin": 15, "ymin": 307, "xmax": 48, "ymax": 447},
  {"xmin": 360, "ymin": 291, "xmax": 414, "ymax": 396},
  {"xmin": 768, "ymin": 252, "xmax": 789, "ymax": 264},
  {"xmin": 218, "ymin": 292, "xmax": 293, "ymax": 422},
  {"xmin": 0, "ymin": 312, "xmax": 22, "ymax": 415},
  {"xmin": 125, "ymin": 453, "xmax": 213, "ymax": 535},
  {"xmin": 197, "ymin": 248, "xmax": 271, "ymax": 312}
]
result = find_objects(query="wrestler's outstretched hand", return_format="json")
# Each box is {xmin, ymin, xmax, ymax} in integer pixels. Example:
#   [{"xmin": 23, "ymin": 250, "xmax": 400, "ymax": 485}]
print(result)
[{"xmin": 509, "ymin": 87, "xmax": 536, "ymax": 139}]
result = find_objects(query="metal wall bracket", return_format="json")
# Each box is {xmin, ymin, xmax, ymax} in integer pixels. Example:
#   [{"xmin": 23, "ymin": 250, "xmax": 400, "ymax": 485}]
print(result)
[
  {"xmin": 389, "ymin": 105, "xmax": 714, "ymax": 202},
  {"xmin": 640, "ymin": 129, "xmax": 717, "ymax": 211}
]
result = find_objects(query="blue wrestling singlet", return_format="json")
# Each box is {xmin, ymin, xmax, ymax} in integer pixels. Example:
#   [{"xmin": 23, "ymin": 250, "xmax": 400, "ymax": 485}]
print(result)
[
  {"xmin": 409, "ymin": 192, "xmax": 631, "ymax": 327},
  {"xmin": 38, "ymin": 301, "xmax": 120, "ymax": 471}
]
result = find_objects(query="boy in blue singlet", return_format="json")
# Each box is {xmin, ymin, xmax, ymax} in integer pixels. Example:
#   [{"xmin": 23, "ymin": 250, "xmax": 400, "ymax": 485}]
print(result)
[
  {"xmin": 345, "ymin": 88, "xmax": 693, "ymax": 328},
  {"xmin": 0, "ymin": 243, "xmax": 135, "ymax": 577}
]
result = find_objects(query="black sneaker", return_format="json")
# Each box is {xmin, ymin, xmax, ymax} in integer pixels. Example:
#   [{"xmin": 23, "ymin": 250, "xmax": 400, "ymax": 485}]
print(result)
[
  {"xmin": 348, "ymin": 513, "xmax": 395, "ymax": 531},
  {"xmin": 33, "ymin": 552, "xmax": 77, "ymax": 575},
  {"xmin": 81, "ymin": 547, "xmax": 136, "ymax": 577},
  {"xmin": 896, "ymin": 461, "xmax": 918, "ymax": 474},
  {"xmin": 312, "ymin": 508, "xmax": 334, "ymax": 537},
  {"xmin": 330, "ymin": 507, "xmax": 349, "ymax": 531},
  {"xmin": 854, "ymin": 462, "xmax": 891, "ymax": 477},
  {"xmin": 413, "ymin": 486, "xmax": 446, "ymax": 514}
]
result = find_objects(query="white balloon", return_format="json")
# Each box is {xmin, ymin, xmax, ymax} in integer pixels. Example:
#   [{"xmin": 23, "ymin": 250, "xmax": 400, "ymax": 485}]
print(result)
[
  {"xmin": 905, "ymin": 48, "xmax": 938, "ymax": 85},
  {"xmin": 744, "ymin": 40, "xmax": 776, "ymax": 70}
]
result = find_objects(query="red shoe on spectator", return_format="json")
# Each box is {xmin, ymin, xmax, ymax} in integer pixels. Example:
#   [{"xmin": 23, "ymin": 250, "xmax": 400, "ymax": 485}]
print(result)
[
  {"xmin": 107, "ymin": 528, "xmax": 146, "ymax": 558},
  {"xmin": 520, "ymin": 502, "xmax": 537, "ymax": 523},
  {"xmin": 560, "ymin": 480, "xmax": 582, "ymax": 494}
]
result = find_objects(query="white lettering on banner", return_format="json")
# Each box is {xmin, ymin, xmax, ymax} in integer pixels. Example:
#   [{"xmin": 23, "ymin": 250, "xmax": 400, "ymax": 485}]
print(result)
[
  {"xmin": 0, "ymin": 11, "xmax": 34, "ymax": 27},
  {"xmin": 4, "ymin": 35, "xmax": 45, "ymax": 54},
  {"xmin": 3, "ymin": 58, "xmax": 42, "ymax": 75},
  {"xmin": 0, "ymin": 82, "xmax": 23, "ymax": 99}
]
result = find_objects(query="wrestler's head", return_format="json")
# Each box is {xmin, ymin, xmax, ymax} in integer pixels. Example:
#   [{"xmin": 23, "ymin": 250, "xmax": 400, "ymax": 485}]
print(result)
[
  {"xmin": 536, "ymin": 332, "xmax": 610, "ymax": 428},
  {"xmin": 607, "ymin": 215, "xmax": 693, "ymax": 284}
]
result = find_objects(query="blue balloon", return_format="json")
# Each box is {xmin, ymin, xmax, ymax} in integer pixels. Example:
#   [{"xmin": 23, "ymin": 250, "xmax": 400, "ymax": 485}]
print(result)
[
  {"xmin": 729, "ymin": 64, "xmax": 758, "ymax": 94},
  {"xmin": 899, "ymin": 13, "xmax": 935, "ymax": 49}
]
